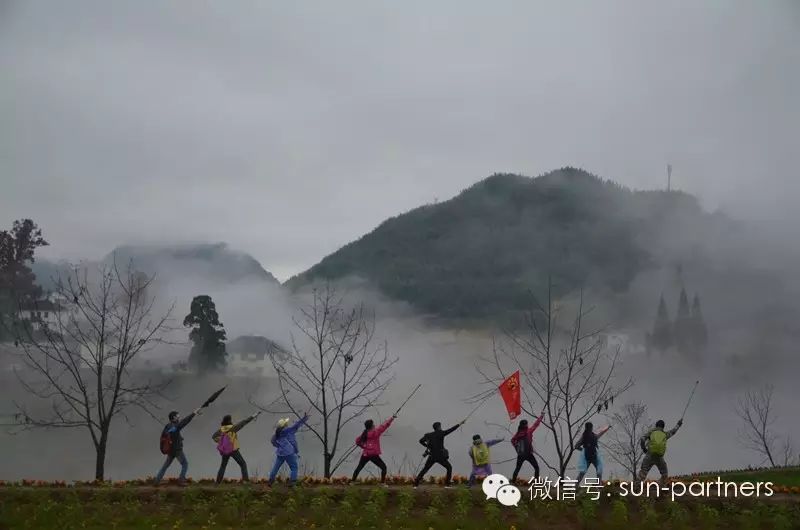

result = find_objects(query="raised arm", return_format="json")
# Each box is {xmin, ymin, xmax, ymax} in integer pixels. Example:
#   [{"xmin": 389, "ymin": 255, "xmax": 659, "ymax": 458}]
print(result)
[
  {"xmin": 529, "ymin": 411, "xmax": 545, "ymax": 434},
  {"xmin": 443, "ymin": 424, "xmax": 460, "ymax": 436},
  {"xmin": 597, "ymin": 426, "xmax": 611, "ymax": 439},
  {"xmin": 486, "ymin": 438, "xmax": 504, "ymax": 447},
  {"xmin": 375, "ymin": 416, "xmax": 394, "ymax": 436},
  {"xmin": 666, "ymin": 420, "xmax": 683, "ymax": 439},
  {"xmin": 177, "ymin": 410, "xmax": 198, "ymax": 430},
  {"xmin": 231, "ymin": 414, "xmax": 257, "ymax": 433},
  {"xmin": 286, "ymin": 414, "xmax": 309, "ymax": 434}
]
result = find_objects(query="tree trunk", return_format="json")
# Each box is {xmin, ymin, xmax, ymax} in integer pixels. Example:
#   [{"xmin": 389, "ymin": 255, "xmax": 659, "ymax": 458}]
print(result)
[
  {"xmin": 95, "ymin": 430, "xmax": 109, "ymax": 481},
  {"xmin": 324, "ymin": 453, "xmax": 332, "ymax": 478},
  {"xmin": 95, "ymin": 441, "xmax": 106, "ymax": 481}
]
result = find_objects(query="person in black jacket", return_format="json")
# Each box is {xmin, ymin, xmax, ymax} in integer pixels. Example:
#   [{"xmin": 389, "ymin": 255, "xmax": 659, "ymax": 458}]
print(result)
[
  {"xmin": 413, "ymin": 420, "xmax": 464, "ymax": 488},
  {"xmin": 154, "ymin": 408, "xmax": 201, "ymax": 485}
]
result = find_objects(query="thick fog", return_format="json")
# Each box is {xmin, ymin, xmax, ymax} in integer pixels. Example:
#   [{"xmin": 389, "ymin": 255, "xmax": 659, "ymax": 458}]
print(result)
[
  {"xmin": 1, "ymin": 1, "xmax": 799, "ymax": 482},
  {"xmin": 1, "ymin": 1, "xmax": 799, "ymax": 278},
  {"xmin": 2, "ymin": 246, "xmax": 799, "ymax": 481}
]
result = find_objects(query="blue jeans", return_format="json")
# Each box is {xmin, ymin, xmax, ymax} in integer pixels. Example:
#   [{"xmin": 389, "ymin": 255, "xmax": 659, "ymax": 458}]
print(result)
[
  {"xmin": 268, "ymin": 453, "xmax": 298, "ymax": 484},
  {"xmin": 154, "ymin": 451, "xmax": 188, "ymax": 484}
]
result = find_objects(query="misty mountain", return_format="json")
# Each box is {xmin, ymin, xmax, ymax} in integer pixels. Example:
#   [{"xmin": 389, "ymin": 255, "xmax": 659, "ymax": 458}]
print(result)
[
  {"xmin": 106, "ymin": 243, "xmax": 279, "ymax": 284},
  {"xmin": 286, "ymin": 167, "xmax": 745, "ymax": 322},
  {"xmin": 31, "ymin": 243, "xmax": 279, "ymax": 291}
]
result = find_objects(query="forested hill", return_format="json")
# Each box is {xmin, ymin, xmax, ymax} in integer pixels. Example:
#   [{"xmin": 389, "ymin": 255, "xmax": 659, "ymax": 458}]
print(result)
[{"xmin": 287, "ymin": 167, "xmax": 729, "ymax": 321}]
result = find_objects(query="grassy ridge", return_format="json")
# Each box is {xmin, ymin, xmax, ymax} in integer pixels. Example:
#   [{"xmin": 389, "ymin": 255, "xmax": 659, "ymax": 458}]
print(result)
[
  {"xmin": 2, "ymin": 484, "xmax": 800, "ymax": 530},
  {"xmin": 687, "ymin": 467, "xmax": 800, "ymax": 489}
]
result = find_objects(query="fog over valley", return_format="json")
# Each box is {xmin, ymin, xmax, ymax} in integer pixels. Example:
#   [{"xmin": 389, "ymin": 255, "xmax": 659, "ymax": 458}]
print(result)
[{"xmin": 1, "ymin": 1, "xmax": 799, "ymax": 485}]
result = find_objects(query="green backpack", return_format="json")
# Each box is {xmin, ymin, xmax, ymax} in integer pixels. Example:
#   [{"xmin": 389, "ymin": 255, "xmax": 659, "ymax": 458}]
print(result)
[{"xmin": 648, "ymin": 430, "xmax": 668, "ymax": 456}]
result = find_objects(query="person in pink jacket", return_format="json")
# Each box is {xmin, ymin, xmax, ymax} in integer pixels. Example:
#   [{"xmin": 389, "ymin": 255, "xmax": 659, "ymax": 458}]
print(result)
[{"xmin": 351, "ymin": 415, "xmax": 396, "ymax": 484}]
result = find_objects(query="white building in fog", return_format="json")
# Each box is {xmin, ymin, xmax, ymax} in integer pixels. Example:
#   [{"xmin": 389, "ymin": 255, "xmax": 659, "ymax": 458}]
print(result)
[{"xmin": 226, "ymin": 335, "xmax": 288, "ymax": 378}]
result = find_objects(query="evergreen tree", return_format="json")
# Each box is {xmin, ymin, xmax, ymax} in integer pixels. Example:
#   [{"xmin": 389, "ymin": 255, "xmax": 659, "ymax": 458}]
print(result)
[
  {"xmin": 0, "ymin": 219, "xmax": 48, "ymax": 301},
  {"xmin": 0, "ymin": 219, "xmax": 48, "ymax": 341},
  {"xmin": 690, "ymin": 293, "xmax": 708, "ymax": 350},
  {"xmin": 673, "ymin": 287, "xmax": 693, "ymax": 355},
  {"xmin": 650, "ymin": 294, "xmax": 673, "ymax": 352},
  {"xmin": 183, "ymin": 295, "xmax": 227, "ymax": 373}
]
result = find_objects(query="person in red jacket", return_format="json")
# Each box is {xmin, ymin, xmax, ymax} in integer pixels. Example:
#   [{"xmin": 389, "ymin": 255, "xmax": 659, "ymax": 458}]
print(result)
[
  {"xmin": 510, "ymin": 409, "xmax": 545, "ymax": 482},
  {"xmin": 351, "ymin": 415, "xmax": 396, "ymax": 484}
]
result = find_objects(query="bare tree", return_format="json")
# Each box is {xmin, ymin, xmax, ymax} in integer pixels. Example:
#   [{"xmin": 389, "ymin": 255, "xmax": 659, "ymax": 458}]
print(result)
[
  {"xmin": 604, "ymin": 401, "xmax": 650, "ymax": 480},
  {"xmin": 471, "ymin": 281, "xmax": 632, "ymax": 477},
  {"xmin": 7, "ymin": 262, "xmax": 172, "ymax": 480},
  {"xmin": 259, "ymin": 284, "xmax": 397, "ymax": 478},
  {"xmin": 735, "ymin": 384, "xmax": 794, "ymax": 467}
]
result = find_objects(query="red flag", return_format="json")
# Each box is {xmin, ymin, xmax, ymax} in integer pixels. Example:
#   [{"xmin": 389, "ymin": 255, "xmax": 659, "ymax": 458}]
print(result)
[{"xmin": 499, "ymin": 370, "xmax": 521, "ymax": 420}]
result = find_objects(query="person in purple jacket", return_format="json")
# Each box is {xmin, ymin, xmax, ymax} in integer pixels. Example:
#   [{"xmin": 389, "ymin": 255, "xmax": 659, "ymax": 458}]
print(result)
[
  {"xmin": 467, "ymin": 434, "xmax": 504, "ymax": 487},
  {"xmin": 267, "ymin": 413, "xmax": 309, "ymax": 486}
]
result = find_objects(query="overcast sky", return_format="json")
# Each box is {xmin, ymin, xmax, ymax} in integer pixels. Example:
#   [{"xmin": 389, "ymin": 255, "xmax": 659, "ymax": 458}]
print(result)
[{"xmin": 2, "ymin": 1, "xmax": 798, "ymax": 281}]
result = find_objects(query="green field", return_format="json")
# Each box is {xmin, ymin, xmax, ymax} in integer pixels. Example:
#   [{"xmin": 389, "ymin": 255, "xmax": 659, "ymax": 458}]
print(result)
[
  {"xmin": 1, "ymin": 484, "xmax": 800, "ymax": 530},
  {"xmin": 689, "ymin": 467, "xmax": 800, "ymax": 489}
]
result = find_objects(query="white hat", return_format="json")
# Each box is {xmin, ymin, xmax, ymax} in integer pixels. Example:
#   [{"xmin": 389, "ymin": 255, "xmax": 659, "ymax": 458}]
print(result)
[{"xmin": 277, "ymin": 418, "xmax": 290, "ymax": 428}]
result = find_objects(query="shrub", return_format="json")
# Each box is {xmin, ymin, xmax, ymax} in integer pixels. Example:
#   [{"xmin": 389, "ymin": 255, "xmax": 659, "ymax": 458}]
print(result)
[{"xmin": 608, "ymin": 499, "xmax": 629, "ymax": 528}]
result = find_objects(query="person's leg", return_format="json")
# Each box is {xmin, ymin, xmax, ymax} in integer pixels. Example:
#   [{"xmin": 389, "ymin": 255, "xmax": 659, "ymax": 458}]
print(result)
[
  {"xmin": 414, "ymin": 456, "xmax": 436, "ymax": 486},
  {"xmin": 351, "ymin": 456, "xmax": 369, "ymax": 481},
  {"xmin": 576, "ymin": 471, "xmax": 586, "ymax": 484},
  {"xmin": 468, "ymin": 467, "xmax": 478, "ymax": 487},
  {"xmin": 286, "ymin": 454, "xmax": 299, "ymax": 484},
  {"xmin": 596, "ymin": 457, "xmax": 604, "ymax": 483},
  {"xmin": 529, "ymin": 455, "xmax": 540, "ymax": 480},
  {"xmin": 656, "ymin": 457, "xmax": 669, "ymax": 487},
  {"xmin": 177, "ymin": 451, "xmax": 188, "ymax": 482},
  {"xmin": 154, "ymin": 455, "xmax": 175, "ymax": 484},
  {"xmin": 216, "ymin": 454, "xmax": 230, "ymax": 484},
  {"xmin": 372, "ymin": 456, "xmax": 388, "ymax": 482},
  {"xmin": 511, "ymin": 455, "xmax": 525, "ymax": 482},
  {"xmin": 268, "ymin": 455, "xmax": 286, "ymax": 484},
  {"xmin": 440, "ymin": 458, "xmax": 453, "ymax": 486},
  {"xmin": 638, "ymin": 454, "xmax": 653, "ymax": 482},
  {"xmin": 231, "ymin": 450, "xmax": 249, "ymax": 482}
]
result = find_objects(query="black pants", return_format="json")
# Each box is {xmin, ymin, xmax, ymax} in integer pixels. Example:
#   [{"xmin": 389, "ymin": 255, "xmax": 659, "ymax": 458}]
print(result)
[
  {"xmin": 216, "ymin": 450, "xmax": 249, "ymax": 483},
  {"xmin": 415, "ymin": 455, "xmax": 452, "ymax": 486},
  {"xmin": 352, "ymin": 455, "xmax": 388, "ymax": 482},
  {"xmin": 512, "ymin": 453, "xmax": 540, "ymax": 481}
]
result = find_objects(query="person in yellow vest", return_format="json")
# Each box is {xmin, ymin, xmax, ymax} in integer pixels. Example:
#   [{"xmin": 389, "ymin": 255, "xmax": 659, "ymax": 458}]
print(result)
[
  {"xmin": 212, "ymin": 411, "xmax": 261, "ymax": 484},
  {"xmin": 467, "ymin": 434, "xmax": 504, "ymax": 487},
  {"xmin": 638, "ymin": 418, "xmax": 682, "ymax": 486}
]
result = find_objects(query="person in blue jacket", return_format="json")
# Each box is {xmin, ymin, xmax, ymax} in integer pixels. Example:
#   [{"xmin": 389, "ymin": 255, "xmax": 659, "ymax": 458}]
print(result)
[{"xmin": 268, "ymin": 413, "xmax": 309, "ymax": 486}]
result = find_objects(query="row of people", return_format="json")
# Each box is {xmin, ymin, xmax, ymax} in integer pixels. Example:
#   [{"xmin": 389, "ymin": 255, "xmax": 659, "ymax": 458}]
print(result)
[{"xmin": 153, "ymin": 407, "xmax": 682, "ymax": 486}]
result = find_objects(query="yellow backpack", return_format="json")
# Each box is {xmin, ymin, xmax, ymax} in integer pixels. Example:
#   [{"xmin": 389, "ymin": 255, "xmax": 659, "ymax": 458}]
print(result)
[
  {"xmin": 471, "ymin": 443, "xmax": 490, "ymax": 465},
  {"xmin": 649, "ymin": 430, "xmax": 668, "ymax": 456}
]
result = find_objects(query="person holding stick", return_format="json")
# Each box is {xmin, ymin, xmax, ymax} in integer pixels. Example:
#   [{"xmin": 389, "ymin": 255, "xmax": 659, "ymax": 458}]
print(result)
[
  {"xmin": 467, "ymin": 434, "xmax": 504, "ymax": 487},
  {"xmin": 510, "ymin": 408, "xmax": 545, "ymax": 482},
  {"xmin": 638, "ymin": 418, "xmax": 682, "ymax": 486},
  {"xmin": 154, "ymin": 408, "xmax": 202, "ymax": 486},
  {"xmin": 351, "ymin": 415, "xmax": 396, "ymax": 485},
  {"xmin": 212, "ymin": 411, "xmax": 261, "ymax": 484},
  {"xmin": 267, "ymin": 412, "xmax": 309, "ymax": 486},
  {"xmin": 414, "ymin": 419, "xmax": 465, "ymax": 488}
]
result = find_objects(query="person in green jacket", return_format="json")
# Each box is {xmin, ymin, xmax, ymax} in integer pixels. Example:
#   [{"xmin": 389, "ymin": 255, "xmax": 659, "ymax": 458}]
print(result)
[{"xmin": 638, "ymin": 419, "xmax": 682, "ymax": 486}]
